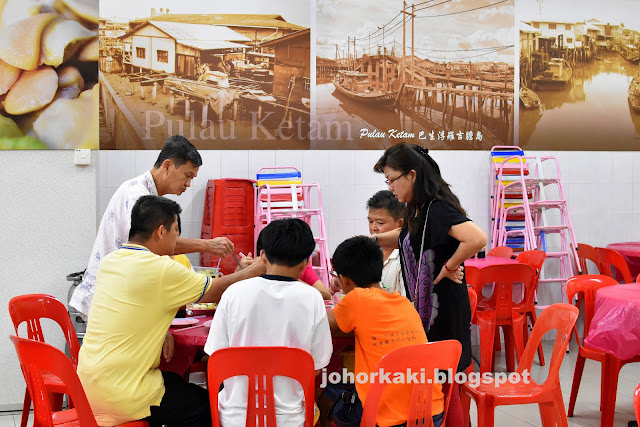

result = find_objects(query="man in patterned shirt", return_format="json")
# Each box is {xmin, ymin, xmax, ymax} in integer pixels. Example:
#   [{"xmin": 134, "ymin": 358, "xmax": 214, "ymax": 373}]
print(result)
[{"xmin": 70, "ymin": 134, "xmax": 234, "ymax": 318}]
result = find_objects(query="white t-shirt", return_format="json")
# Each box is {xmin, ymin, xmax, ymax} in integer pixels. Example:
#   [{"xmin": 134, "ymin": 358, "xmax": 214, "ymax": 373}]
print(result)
[
  {"xmin": 205, "ymin": 275, "xmax": 333, "ymax": 427},
  {"xmin": 70, "ymin": 171, "xmax": 158, "ymax": 316},
  {"xmin": 381, "ymin": 249, "xmax": 406, "ymax": 297}
]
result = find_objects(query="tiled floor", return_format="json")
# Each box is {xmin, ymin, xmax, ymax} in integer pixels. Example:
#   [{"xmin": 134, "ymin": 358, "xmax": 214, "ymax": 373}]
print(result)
[{"xmin": 0, "ymin": 340, "xmax": 638, "ymax": 426}]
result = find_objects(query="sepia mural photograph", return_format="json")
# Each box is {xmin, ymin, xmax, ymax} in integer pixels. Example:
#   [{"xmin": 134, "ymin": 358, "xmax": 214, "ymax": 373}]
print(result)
[
  {"xmin": 314, "ymin": 0, "xmax": 515, "ymax": 150},
  {"xmin": 99, "ymin": 0, "xmax": 310, "ymax": 149},
  {"xmin": 519, "ymin": 0, "xmax": 640, "ymax": 150}
]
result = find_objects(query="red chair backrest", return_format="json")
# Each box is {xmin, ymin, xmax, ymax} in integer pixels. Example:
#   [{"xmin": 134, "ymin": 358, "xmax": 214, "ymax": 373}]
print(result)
[
  {"xmin": 11, "ymin": 335, "xmax": 97, "ymax": 427},
  {"xmin": 476, "ymin": 264, "xmax": 535, "ymax": 321},
  {"xmin": 361, "ymin": 340, "xmax": 462, "ymax": 427},
  {"xmin": 576, "ymin": 243, "xmax": 599, "ymax": 275},
  {"xmin": 516, "ymin": 304, "xmax": 578, "ymax": 394},
  {"xmin": 637, "ymin": 273, "xmax": 640, "ymax": 283},
  {"xmin": 596, "ymin": 247, "xmax": 633, "ymax": 283},
  {"xmin": 515, "ymin": 250, "xmax": 547, "ymax": 309},
  {"xmin": 467, "ymin": 287, "xmax": 478, "ymax": 320},
  {"xmin": 207, "ymin": 347, "xmax": 316, "ymax": 427},
  {"xmin": 566, "ymin": 274, "xmax": 618, "ymax": 346},
  {"xmin": 8, "ymin": 294, "xmax": 80, "ymax": 365},
  {"xmin": 487, "ymin": 246, "xmax": 513, "ymax": 259}
]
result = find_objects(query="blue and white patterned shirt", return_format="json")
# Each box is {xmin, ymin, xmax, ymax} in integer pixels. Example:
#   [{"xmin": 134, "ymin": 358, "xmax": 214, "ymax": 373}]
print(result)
[{"xmin": 70, "ymin": 171, "xmax": 158, "ymax": 316}]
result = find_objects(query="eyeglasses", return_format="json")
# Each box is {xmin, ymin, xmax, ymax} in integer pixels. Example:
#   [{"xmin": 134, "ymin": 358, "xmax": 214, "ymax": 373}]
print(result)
[{"xmin": 384, "ymin": 174, "xmax": 405, "ymax": 185}]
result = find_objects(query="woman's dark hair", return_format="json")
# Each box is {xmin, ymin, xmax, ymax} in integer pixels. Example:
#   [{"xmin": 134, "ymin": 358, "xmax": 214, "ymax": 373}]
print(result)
[
  {"xmin": 129, "ymin": 195, "xmax": 182, "ymax": 241},
  {"xmin": 374, "ymin": 143, "xmax": 466, "ymax": 233},
  {"xmin": 366, "ymin": 190, "xmax": 407, "ymax": 221}
]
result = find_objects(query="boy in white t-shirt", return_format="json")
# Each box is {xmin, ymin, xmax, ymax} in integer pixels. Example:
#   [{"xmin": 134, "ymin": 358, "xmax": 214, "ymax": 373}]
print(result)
[{"xmin": 205, "ymin": 219, "xmax": 333, "ymax": 427}]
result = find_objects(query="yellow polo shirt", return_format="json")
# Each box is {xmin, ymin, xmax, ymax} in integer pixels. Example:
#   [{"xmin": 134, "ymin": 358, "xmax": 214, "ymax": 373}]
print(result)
[{"xmin": 77, "ymin": 244, "xmax": 209, "ymax": 425}]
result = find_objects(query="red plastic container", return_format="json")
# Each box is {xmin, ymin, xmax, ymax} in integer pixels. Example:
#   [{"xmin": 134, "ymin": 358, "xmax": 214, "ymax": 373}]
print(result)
[{"xmin": 200, "ymin": 179, "xmax": 255, "ymax": 275}]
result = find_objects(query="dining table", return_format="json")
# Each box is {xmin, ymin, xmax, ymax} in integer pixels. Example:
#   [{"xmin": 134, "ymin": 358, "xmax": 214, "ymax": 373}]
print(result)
[
  {"xmin": 465, "ymin": 255, "xmax": 519, "ymax": 269},
  {"xmin": 159, "ymin": 315, "xmax": 213, "ymax": 376},
  {"xmin": 584, "ymin": 283, "xmax": 640, "ymax": 360},
  {"xmin": 606, "ymin": 242, "xmax": 640, "ymax": 279}
]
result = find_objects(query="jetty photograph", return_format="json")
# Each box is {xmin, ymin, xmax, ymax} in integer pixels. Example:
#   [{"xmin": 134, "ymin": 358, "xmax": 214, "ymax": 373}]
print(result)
[
  {"xmin": 99, "ymin": 0, "xmax": 310, "ymax": 149},
  {"xmin": 519, "ymin": 0, "xmax": 640, "ymax": 150},
  {"xmin": 315, "ymin": 0, "xmax": 515, "ymax": 150}
]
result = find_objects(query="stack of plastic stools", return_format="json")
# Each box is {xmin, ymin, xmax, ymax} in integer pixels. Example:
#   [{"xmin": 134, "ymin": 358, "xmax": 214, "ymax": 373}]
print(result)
[
  {"xmin": 200, "ymin": 178, "xmax": 255, "ymax": 275},
  {"xmin": 255, "ymin": 167, "xmax": 331, "ymax": 287}
]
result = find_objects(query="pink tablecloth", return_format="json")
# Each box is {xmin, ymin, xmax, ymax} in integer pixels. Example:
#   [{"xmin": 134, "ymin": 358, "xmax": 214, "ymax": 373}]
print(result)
[
  {"xmin": 465, "ymin": 256, "xmax": 519, "ymax": 269},
  {"xmin": 159, "ymin": 315, "xmax": 213, "ymax": 375},
  {"xmin": 607, "ymin": 242, "xmax": 640, "ymax": 278},
  {"xmin": 584, "ymin": 284, "xmax": 640, "ymax": 360}
]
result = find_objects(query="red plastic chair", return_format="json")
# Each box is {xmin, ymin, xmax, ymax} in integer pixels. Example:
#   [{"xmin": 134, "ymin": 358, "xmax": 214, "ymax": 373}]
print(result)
[
  {"xmin": 8, "ymin": 294, "xmax": 81, "ymax": 427},
  {"xmin": 473, "ymin": 264, "xmax": 534, "ymax": 373},
  {"xmin": 466, "ymin": 287, "xmax": 478, "ymax": 375},
  {"xmin": 207, "ymin": 347, "xmax": 316, "ymax": 427},
  {"xmin": 565, "ymin": 274, "xmax": 638, "ymax": 427},
  {"xmin": 461, "ymin": 303, "xmax": 579, "ymax": 427},
  {"xmin": 636, "ymin": 273, "xmax": 640, "ymax": 283},
  {"xmin": 10, "ymin": 336, "xmax": 148, "ymax": 427},
  {"xmin": 634, "ymin": 383, "xmax": 640, "ymax": 423},
  {"xmin": 361, "ymin": 340, "xmax": 462, "ymax": 427},
  {"xmin": 576, "ymin": 243, "xmax": 599, "ymax": 275},
  {"xmin": 487, "ymin": 246, "xmax": 513, "ymax": 259},
  {"xmin": 515, "ymin": 250, "xmax": 547, "ymax": 366},
  {"xmin": 596, "ymin": 247, "xmax": 633, "ymax": 283}
]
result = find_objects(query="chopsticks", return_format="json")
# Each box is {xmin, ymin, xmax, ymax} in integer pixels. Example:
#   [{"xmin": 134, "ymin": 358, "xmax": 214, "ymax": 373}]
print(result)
[
  {"xmin": 232, "ymin": 253, "xmax": 243, "ymax": 270},
  {"xmin": 172, "ymin": 324, "xmax": 205, "ymax": 333}
]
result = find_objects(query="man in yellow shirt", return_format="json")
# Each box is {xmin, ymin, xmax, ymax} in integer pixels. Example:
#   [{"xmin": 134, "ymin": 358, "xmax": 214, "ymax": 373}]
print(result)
[{"xmin": 77, "ymin": 195, "xmax": 264, "ymax": 426}]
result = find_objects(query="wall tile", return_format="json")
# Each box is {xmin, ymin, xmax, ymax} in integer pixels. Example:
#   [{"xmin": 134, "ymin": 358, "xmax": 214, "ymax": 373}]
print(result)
[
  {"xmin": 612, "ymin": 183, "xmax": 633, "ymax": 215},
  {"xmin": 135, "ymin": 150, "xmax": 159, "ymax": 176},
  {"xmin": 220, "ymin": 151, "xmax": 249, "ymax": 179},
  {"xmin": 191, "ymin": 186, "xmax": 207, "ymax": 227},
  {"xmin": 98, "ymin": 151, "xmax": 107, "ymax": 188},
  {"xmin": 565, "ymin": 183, "xmax": 591, "ymax": 216},
  {"xmin": 192, "ymin": 151, "xmax": 221, "ymax": 188},
  {"xmin": 106, "ymin": 151, "xmax": 136, "ymax": 188},
  {"xmin": 275, "ymin": 151, "xmax": 304, "ymax": 170},
  {"xmin": 612, "ymin": 152, "xmax": 634, "ymax": 184},
  {"xmin": 329, "ymin": 151, "xmax": 355, "ymax": 185},
  {"xmin": 302, "ymin": 150, "xmax": 330, "ymax": 184},
  {"xmin": 326, "ymin": 219, "xmax": 355, "ymax": 254},
  {"xmin": 354, "ymin": 150, "xmax": 385, "ymax": 185},
  {"xmin": 249, "ymin": 151, "xmax": 276, "ymax": 178},
  {"xmin": 324, "ymin": 186, "xmax": 356, "ymax": 221},
  {"xmin": 589, "ymin": 183, "xmax": 613, "ymax": 216}
]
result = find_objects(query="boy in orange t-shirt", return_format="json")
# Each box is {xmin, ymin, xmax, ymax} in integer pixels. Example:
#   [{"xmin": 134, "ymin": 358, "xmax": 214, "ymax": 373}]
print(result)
[{"xmin": 327, "ymin": 236, "xmax": 444, "ymax": 427}]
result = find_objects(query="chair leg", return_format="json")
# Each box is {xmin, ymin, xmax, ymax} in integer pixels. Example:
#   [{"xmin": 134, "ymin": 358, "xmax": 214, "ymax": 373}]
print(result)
[
  {"xmin": 476, "ymin": 398, "xmax": 495, "ymax": 427},
  {"xmin": 600, "ymin": 357, "xmax": 622, "ymax": 427},
  {"xmin": 478, "ymin": 318, "xmax": 496, "ymax": 374},
  {"xmin": 503, "ymin": 325, "xmax": 516, "ymax": 372},
  {"xmin": 567, "ymin": 354, "xmax": 585, "ymax": 417},
  {"xmin": 460, "ymin": 388, "xmax": 472, "ymax": 427},
  {"xmin": 530, "ymin": 310, "xmax": 545, "ymax": 366},
  {"xmin": 553, "ymin": 381, "xmax": 569, "ymax": 427},
  {"xmin": 512, "ymin": 315, "xmax": 526, "ymax": 367},
  {"xmin": 20, "ymin": 390, "xmax": 30, "ymax": 427},
  {"xmin": 539, "ymin": 402, "xmax": 557, "ymax": 427}
]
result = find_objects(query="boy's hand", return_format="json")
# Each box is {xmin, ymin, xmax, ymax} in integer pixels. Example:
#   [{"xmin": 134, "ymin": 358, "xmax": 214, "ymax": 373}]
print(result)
[
  {"xmin": 247, "ymin": 254, "xmax": 267, "ymax": 276},
  {"xmin": 238, "ymin": 252, "xmax": 253, "ymax": 269},
  {"xmin": 329, "ymin": 275, "xmax": 341, "ymax": 294}
]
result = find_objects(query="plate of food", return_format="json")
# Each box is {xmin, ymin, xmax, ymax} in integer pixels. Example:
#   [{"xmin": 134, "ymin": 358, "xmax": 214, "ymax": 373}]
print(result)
[
  {"xmin": 203, "ymin": 319, "xmax": 213, "ymax": 329},
  {"xmin": 189, "ymin": 302, "xmax": 217, "ymax": 315},
  {"xmin": 171, "ymin": 318, "xmax": 199, "ymax": 328}
]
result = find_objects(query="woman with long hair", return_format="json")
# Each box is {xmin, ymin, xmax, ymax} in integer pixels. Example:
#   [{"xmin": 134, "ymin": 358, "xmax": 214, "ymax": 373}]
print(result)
[{"xmin": 372, "ymin": 143, "xmax": 486, "ymax": 426}]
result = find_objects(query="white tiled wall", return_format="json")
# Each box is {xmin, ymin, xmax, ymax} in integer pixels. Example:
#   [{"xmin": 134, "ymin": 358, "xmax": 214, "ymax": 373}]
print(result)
[{"xmin": 97, "ymin": 150, "xmax": 640, "ymax": 302}]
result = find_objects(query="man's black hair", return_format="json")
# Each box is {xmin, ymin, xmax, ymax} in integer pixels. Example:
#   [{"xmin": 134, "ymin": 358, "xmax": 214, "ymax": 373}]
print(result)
[
  {"xmin": 366, "ymin": 190, "xmax": 407, "ymax": 220},
  {"xmin": 332, "ymin": 236, "xmax": 383, "ymax": 287},
  {"xmin": 260, "ymin": 219, "xmax": 315, "ymax": 267},
  {"xmin": 153, "ymin": 135, "xmax": 202, "ymax": 168},
  {"xmin": 129, "ymin": 195, "xmax": 182, "ymax": 242}
]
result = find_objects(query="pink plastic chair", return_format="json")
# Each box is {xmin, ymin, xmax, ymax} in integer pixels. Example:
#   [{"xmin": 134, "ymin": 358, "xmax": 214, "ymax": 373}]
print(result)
[
  {"xmin": 10, "ymin": 336, "xmax": 148, "ymax": 427},
  {"xmin": 361, "ymin": 340, "xmax": 462, "ymax": 427},
  {"xmin": 207, "ymin": 347, "xmax": 316, "ymax": 427}
]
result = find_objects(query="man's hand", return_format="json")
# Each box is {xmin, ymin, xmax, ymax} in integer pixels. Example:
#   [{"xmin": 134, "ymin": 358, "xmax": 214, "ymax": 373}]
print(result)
[
  {"xmin": 202, "ymin": 237, "xmax": 234, "ymax": 257},
  {"xmin": 162, "ymin": 331, "xmax": 175, "ymax": 362},
  {"xmin": 239, "ymin": 252, "xmax": 253, "ymax": 269}
]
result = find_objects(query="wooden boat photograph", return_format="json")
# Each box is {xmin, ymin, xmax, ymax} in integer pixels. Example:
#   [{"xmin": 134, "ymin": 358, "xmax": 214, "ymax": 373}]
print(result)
[
  {"xmin": 629, "ymin": 75, "xmax": 640, "ymax": 112},
  {"xmin": 333, "ymin": 70, "xmax": 398, "ymax": 107},
  {"xmin": 519, "ymin": 86, "xmax": 540, "ymax": 109},
  {"xmin": 620, "ymin": 45, "xmax": 640, "ymax": 65},
  {"xmin": 533, "ymin": 58, "xmax": 572, "ymax": 89}
]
